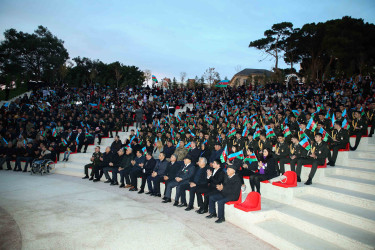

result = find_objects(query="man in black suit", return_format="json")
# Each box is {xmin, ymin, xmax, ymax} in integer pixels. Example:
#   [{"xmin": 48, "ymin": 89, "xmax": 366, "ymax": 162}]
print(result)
[
  {"xmin": 129, "ymin": 152, "xmax": 154, "ymax": 192},
  {"xmin": 206, "ymin": 165, "xmax": 242, "ymax": 223},
  {"xmin": 76, "ymin": 128, "xmax": 85, "ymax": 153},
  {"xmin": 162, "ymin": 155, "xmax": 195, "ymax": 205},
  {"xmin": 177, "ymin": 157, "xmax": 208, "ymax": 210},
  {"xmin": 195, "ymin": 159, "xmax": 225, "ymax": 214},
  {"xmin": 187, "ymin": 141, "xmax": 201, "ymax": 165},
  {"xmin": 93, "ymin": 147, "xmax": 113, "ymax": 182}
]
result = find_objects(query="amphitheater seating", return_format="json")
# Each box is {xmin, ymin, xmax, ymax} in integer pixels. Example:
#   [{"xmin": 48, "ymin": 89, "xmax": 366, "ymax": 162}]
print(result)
[
  {"xmin": 234, "ymin": 192, "xmax": 261, "ymax": 212},
  {"xmin": 226, "ymin": 191, "xmax": 242, "ymax": 205},
  {"xmin": 272, "ymin": 171, "xmax": 297, "ymax": 188}
]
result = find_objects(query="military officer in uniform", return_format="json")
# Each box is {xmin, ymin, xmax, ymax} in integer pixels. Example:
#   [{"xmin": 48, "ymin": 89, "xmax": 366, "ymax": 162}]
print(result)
[
  {"xmin": 273, "ymin": 135, "xmax": 289, "ymax": 174},
  {"xmin": 279, "ymin": 135, "xmax": 307, "ymax": 179},
  {"xmin": 296, "ymin": 133, "xmax": 329, "ymax": 185},
  {"xmin": 83, "ymin": 146, "xmax": 103, "ymax": 180},
  {"xmin": 328, "ymin": 121, "xmax": 349, "ymax": 166},
  {"xmin": 350, "ymin": 111, "xmax": 367, "ymax": 151}
]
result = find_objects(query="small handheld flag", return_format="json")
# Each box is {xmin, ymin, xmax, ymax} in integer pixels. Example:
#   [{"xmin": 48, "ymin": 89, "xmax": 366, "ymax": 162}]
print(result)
[
  {"xmin": 220, "ymin": 145, "xmax": 228, "ymax": 163},
  {"xmin": 299, "ymin": 137, "xmax": 311, "ymax": 151}
]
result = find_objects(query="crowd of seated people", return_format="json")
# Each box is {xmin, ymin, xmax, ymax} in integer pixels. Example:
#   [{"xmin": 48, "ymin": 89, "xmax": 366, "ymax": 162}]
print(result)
[{"xmin": 0, "ymin": 78, "xmax": 374, "ymax": 222}]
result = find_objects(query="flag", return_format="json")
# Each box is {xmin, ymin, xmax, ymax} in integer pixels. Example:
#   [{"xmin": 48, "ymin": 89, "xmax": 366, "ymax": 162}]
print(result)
[
  {"xmin": 359, "ymin": 107, "xmax": 365, "ymax": 116},
  {"xmin": 176, "ymin": 114, "xmax": 182, "ymax": 123},
  {"xmin": 3, "ymin": 103, "xmax": 9, "ymax": 108},
  {"xmin": 52, "ymin": 128, "xmax": 57, "ymax": 137},
  {"xmin": 216, "ymin": 80, "xmax": 229, "ymax": 87},
  {"xmin": 89, "ymin": 103, "xmax": 98, "ymax": 108},
  {"xmin": 189, "ymin": 129, "xmax": 195, "ymax": 137},
  {"xmin": 62, "ymin": 139, "xmax": 67, "ymax": 146},
  {"xmin": 299, "ymin": 129, "xmax": 308, "ymax": 140},
  {"xmin": 227, "ymin": 127, "xmax": 236, "ymax": 137},
  {"xmin": 228, "ymin": 150, "xmax": 244, "ymax": 161},
  {"xmin": 98, "ymin": 100, "xmax": 104, "ymax": 109},
  {"xmin": 243, "ymin": 116, "xmax": 249, "ymax": 126},
  {"xmin": 76, "ymin": 136, "xmax": 79, "ymax": 145},
  {"xmin": 306, "ymin": 118, "xmax": 317, "ymax": 132},
  {"xmin": 129, "ymin": 135, "xmax": 136, "ymax": 144},
  {"xmin": 292, "ymin": 110, "xmax": 300, "ymax": 117},
  {"xmin": 2, "ymin": 138, "xmax": 8, "ymax": 144},
  {"xmin": 331, "ymin": 113, "xmax": 336, "ymax": 128},
  {"xmin": 176, "ymin": 141, "xmax": 181, "ymax": 148},
  {"xmin": 152, "ymin": 75, "xmax": 158, "ymax": 83},
  {"xmin": 319, "ymin": 127, "xmax": 329, "ymax": 142},
  {"xmin": 283, "ymin": 126, "xmax": 291, "ymax": 137},
  {"xmin": 251, "ymin": 119, "xmax": 258, "ymax": 129},
  {"xmin": 142, "ymin": 146, "xmax": 147, "ymax": 155},
  {"xmin": 242, "ymin": 127, "xmax": 248, "ymax": 137},
  {"xmin": 266, "ymin": 128, "xmax": 276, "ymax": 138},
  {"xmin": 253, "ymin": 128, "xmax": 261, "ymax": 139},
  {"xmin": 244, "ymin": 153, "xmax": 257, "ymax": 163},
  {"xmin": 342, "ymin": 119, "xmax": 350, "ymax": 130},
  {"xmin": 220, "ymin": 145, "xmax": 228, "ymax": 163},
  {"xmin": 299, "ymin": 137, "xmax": 311, "ymax": 151},
  {"xmin": 185, "ymin": 142, "xmax": 192, "ymax": 150},
  {"xmin": 154, "ymin": 138, "xmax": 158, "ymax": 147},
  {"xmin": 326, "ymin": 109, "xmax": 331, "ymax": 119},
  {"xmin": 342, "ymin": 109, "xmax": 347, "ymax": 118}
]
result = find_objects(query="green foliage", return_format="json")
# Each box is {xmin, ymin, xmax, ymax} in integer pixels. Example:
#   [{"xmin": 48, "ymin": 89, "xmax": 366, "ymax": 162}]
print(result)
[
  {"xmin": 249, "ymin": 22, "xmax": 294, "ymax": 71},
  {"xmin": 0, "ymin": 26, "xmax": 145, "ymax": 87},
  {"xmin": 0, "ymin": 25, "xmax": 69, "ymax": 84},
  {"xmin": 250, "ymin": 17, "xmax": 375, "ymax": 80}
]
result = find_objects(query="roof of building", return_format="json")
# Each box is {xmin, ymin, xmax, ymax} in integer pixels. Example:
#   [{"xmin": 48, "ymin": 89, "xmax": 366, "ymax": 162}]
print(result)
[{"xmin": 235, "ymin": 68, "xmax": 273, "ymax": 77}]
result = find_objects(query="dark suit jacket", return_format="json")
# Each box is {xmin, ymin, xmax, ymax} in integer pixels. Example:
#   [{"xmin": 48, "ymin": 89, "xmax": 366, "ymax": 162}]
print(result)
[
  {"xmin": 143, "ymin": 157, "xmax": 156, "ymax": 175},
  {"xmin": 207, "ymin": 167, "xmax": 225, "ymax": 187},
  {"xmin": 192, "ymin": 166, "xmax": 208, "ymax": 185},
  {"xmin": 187, "ymin": 147, "xmax": 201, "ymax": 165},
  {"xmin": 176, "ymin": 163, "xmax": 195, "ymax": 181},
  {"xmin": 164, "ymin": 161, "xmax": 182, "ymax": 180},
  {"xmin": 221, "ymin": 174, "xmax": 242, "ymax": 201}
]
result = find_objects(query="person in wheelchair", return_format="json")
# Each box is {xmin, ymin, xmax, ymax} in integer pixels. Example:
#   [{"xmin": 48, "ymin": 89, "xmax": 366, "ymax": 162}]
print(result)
[{"xmin": 32, "ymin": 144, "xmax": 54, "ymax": 174}]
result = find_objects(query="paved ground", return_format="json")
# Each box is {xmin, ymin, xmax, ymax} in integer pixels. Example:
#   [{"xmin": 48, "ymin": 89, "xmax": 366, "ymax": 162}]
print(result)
[{"xmin": 0, "ymin": 171, "xmax": 274, "ymax": 250}]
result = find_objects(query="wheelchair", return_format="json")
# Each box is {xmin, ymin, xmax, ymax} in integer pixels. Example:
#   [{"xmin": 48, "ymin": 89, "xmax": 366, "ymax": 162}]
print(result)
[{"xmin": 30, "ymin": 158, "xmax": 56, "ymax": 175}]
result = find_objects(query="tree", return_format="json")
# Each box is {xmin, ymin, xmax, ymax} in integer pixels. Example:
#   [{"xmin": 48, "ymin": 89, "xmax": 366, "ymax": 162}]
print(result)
[
  {"xmin": 171, "ymin": 77, "xmax": 177, "ymax": 89},
  {"xmin": 0, "ymin": 25, "xmax": 69, "ymax": 84},
  {"xmin": 249, "ymin": 22, "xmax": 294, "ymax": 72},
  {"xmin": 115, "ymin": 68, "xmax": 123, "ymax": 88},
  {"xmin": 180, "ymin": 72, "xmax": 187, "ymax": 85},
  {"xmin": 203, "ymin": 67, "xmax": 220, "ymax": 87},
  {"xmin": 281, "ymin": 28, "xmax": 301, "ymax": 71}
]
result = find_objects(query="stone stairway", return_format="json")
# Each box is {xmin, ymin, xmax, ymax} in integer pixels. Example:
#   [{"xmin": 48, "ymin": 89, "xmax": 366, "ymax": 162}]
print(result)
[{"xmin": 49, "ymin": 108, "xmax": 375, "ymax": 249}]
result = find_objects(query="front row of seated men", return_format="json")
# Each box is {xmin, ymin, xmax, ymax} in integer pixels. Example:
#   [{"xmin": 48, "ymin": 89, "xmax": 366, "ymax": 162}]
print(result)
[
  {"xmin": 83, "ymin": 146, "xmax": 241, "ymax": 223},
  {"xmin": 81, "ymin": 122, "xmax": 347, "ymax": 223}
]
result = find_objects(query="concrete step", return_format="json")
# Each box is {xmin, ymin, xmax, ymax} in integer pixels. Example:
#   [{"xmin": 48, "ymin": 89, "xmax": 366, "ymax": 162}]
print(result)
[
  {"xmin": 334, "ymin": 166, "xmax": 375, "ymax": 180},
  {"xmin": 307, "ymin": 184, "xmax": 375, "ymax": 210},
  {"xmin": 339, "ymin": 159, "xmax": 375, "ymax": 170},
  {"xmin": 322, "ymin": 175, "xmax": 375, "ymax": 195},
  {"xmin": 256, "ymin": 219, "xmax": 340, "ymax": 250},
  {"xmin": 294, "ymin": 194, "xmax": 375, "ymax": 231},
  {"xmin": 276, "ymin": 206, "xmax": 375, "ymax": 249}
]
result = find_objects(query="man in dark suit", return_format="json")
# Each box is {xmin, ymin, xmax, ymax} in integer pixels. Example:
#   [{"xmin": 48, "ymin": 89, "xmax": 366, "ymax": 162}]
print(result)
[
  {"xmin": 187, "ymin": 141, "xmax": 201, "ymax": 165},
  {"xmin": 206, "ymin": 165, "xmax": 242, "ymax": 223},
  {"xmin": 195, "ymin": 159, "xmax": 225, "ymax": 214},
  {"xmin": 75, "ymin": 128, "xmax": 85, "ymax": 153},
  {"xmin": 162, "ymin": 155, "xmax": 195, "ymax": 205},
  {"xmin": 177, "ymin": 157, "xmax": 208, "ymax": 210}
]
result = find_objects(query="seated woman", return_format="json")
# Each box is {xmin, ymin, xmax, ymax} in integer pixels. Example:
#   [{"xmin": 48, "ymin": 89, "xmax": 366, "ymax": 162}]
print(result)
[
  {"xmin": 199, "ymin": 143, "xmax": 211, "ymax": 162},
  {"xmin": 238, "ymin": 148, "xmax": 258, "ymax": 190},
  {"xmin": 249, "ymin": 148, "xmax": 278, "ymax": 195}
]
